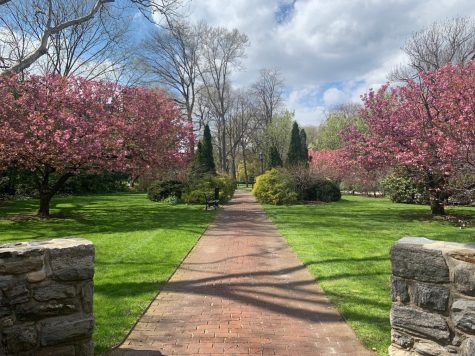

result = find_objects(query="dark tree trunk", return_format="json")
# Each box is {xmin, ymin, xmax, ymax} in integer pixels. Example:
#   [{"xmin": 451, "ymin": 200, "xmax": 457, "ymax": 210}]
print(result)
[
  {"xmin": 36, "ymin": 170, "xmax": 73, "ymax": 218},
  {"xmin": 38, "ymin": 192, "xmax": 53, "ymax": 218},
  {"xmin": 426, "ymin": 172, "xmax": 447, "ymax": 215},
  {"xmin": 430, "ymin": 196, "xmax": 445, "ymax": 215}
]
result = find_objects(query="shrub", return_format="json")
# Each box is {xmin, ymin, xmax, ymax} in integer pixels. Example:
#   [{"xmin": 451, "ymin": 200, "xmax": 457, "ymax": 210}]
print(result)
[
  {"xmin": 147, "ymin": 180, "xmax": 184, "ymax": 202},
  {"xmin": 253, "ymin": 168, "xmax": 298, "ymax": 205},
  {"xmin": 182, "ymin": 174, "xmax": 235, "ymax": 204},
  {"xmin": 303, "ymin": 180, "xmax": 341, "ymax": 202},
  {"xmin": 381, "ymin": 172, "xmax": 429, "ymax": 204}
]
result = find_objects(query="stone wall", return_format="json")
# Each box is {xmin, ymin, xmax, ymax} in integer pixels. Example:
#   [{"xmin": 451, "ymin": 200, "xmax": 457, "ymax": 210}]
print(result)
[
  {"xmin": 390, "ymin": 237, "xmax": 475, "ymax": 355},
  {"xmin": 0, "ymin": 238, "xmax": 95, "ymax": 355}
]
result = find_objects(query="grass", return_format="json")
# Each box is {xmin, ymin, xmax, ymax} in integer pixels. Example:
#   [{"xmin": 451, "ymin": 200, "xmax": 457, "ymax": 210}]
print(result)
[
  {"xmin": 263, "ymin": 195, "xmax": 475, "ymax": 355},
  {"xmin": 0, "ymin": 193, "xmax": 216, "ymax": 355}
]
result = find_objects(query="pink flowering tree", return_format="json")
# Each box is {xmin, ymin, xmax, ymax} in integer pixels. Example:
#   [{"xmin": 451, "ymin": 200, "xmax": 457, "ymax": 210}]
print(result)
[
  {"xmin": 309, "ymin": 149, "xmax": 385, "ymax": 194},
  {"xmin": 0, "ymin": 74, "xmax": 191, "ymax": 217},
  {"xmin": 344, "ymin": 62, "xmax": 475, "ymax": 214}
]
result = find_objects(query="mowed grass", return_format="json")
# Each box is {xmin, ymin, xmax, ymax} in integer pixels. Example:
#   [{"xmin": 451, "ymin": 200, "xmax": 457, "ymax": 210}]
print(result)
[
  {"xmin": 0, "ymin": 193, "xmax": 216, "ymax": 354},
  {"xmin": 263, "ymin": 195, "xmax": 475, "ymax": 355}
]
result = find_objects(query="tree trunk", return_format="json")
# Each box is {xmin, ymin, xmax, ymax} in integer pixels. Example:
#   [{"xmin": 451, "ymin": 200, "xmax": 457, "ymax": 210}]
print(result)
[
  {"xmin": 38, "ymin": 192, "xmax": 53, "ymax": 218},
  {"xmin": 221, "ymin": 117, "xmax": 227, "ymax": 172},
  {"xmin": 430, "ymin": 196, "xmax": 445, "ymax": 215},
  {"xmin": 242, "ymin": 144, "xmax": 248, "ymax": 187},
  {"xmin": 36, "ymin": 171, "xmax": 73, "ymax": 218}
]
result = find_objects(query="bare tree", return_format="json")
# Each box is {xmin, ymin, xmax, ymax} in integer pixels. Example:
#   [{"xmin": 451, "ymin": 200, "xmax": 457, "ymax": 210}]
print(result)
[
  {"xmin": 390, "ymin": 17, "xmax": 475, "ymax": 81},
  {"xmin": 136, "ymin": 19, "xmax": 201, "ymax": 124},
  {"xmin": 198, "ymin": 24, "xmax": 249, "ymax": 172},
  {"xmin": 0, "ymin": 0, "xmax": 181, "ymax": 75},
  {"xmin": 33, "ymin": 1, "xmax": 134, "ymax": 81},
  {"xmin": 252, "ymin": 68, "xmax": 284, "ymax": 125}
]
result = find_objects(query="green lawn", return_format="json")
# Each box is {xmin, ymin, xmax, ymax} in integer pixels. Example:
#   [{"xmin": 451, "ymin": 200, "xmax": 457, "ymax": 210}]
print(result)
[
  {"xmin": 263, "ymin": 195, "xmax": 475, "ymax": 355},
  {"xmin": 0, "ymin": 193, "xmax": 216, "ymax": 354}
]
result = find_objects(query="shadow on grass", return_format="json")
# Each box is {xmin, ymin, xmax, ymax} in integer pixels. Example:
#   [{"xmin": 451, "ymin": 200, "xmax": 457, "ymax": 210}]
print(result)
[{"xmin": 0, "ymin": 193, "xmax": 215, "ymax": 242}]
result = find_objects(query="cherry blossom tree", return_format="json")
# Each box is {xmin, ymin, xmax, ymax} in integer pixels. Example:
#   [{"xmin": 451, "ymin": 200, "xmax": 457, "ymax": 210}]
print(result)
[
  {"xmin": 345, "ymin": 62, "xmax": 475, "ymax": 214},
  {"xmin": 0, "ymin": 74, "xmax": 191, "ymax": 217}
]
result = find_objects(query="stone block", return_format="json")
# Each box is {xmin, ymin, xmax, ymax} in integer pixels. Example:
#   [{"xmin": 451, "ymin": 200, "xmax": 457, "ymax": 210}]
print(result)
[
  {"xmin": 461, "ymin": 337, "xmax": 475, "ymax": 356},
  {"xmin": 80, "ymin": 281, "xmax": 93, "ymax": 314},
  {"xmin": 391, "ymin": 238, "xmax": 449, "ymax": 283},
  {"xmin": 0, "ymin": 254, "xmax": 44, "ymax": 275},
  {"xmin": 27, "ymin": 270, "xmax": 47, "ymax": 283},
  {"xmin": 391, "ymin": 277, "xmax": 410, "ymax": 303},
  {"xmin": 412, "ymin": 340, "xmax": 451, "ymax": 355},
  {"xmin": 391, "ymin": 330, "xmax": 413, "ymax": 349},
  {"xmin": 36, "ymin": 345, "xmax": 76, "ymax": 356},
  {"xmin": 16, "ymin": 299, "xmax": 79, "ymax": 320},
  {"xmin": 5, "ymin": 282, "xmax": 30, "ymax": 304},
  {"xmin": 76, "ymin": 339, "xmax": 94, "ymax": 356},
  {"xmin": 40, "ymin": 314, "xmax": 94, "ymax": 346},
  {"xmin": 391, "ymin": 305, "xmax": 450, "ymax": 342},
  {"xmin": 49, "ymin": 243, "xmax": 94, "ymax": 281},
  {"xmin": 33, "ymin": 282, "xmax": 76, "ymax": 302},
  {"xmin": 4, "ymin": 323, "xmax": 37, "ymax": 353},
  {"xmin": 453, "ymin": 261, "xmax": 475, "ymax": 297},
  {"xmin": 411, "ymin": 282, "xmax": 449, "ymax": 311},
  {"xmin": 452, "ymin": 299, "xmax": 475, "ymax": 334}
]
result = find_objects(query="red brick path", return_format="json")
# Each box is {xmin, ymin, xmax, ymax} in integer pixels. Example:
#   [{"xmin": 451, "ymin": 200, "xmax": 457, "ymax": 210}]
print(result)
[{"xmin": 111, "ymin": 191, "xmax": 373, "ymax": 355}]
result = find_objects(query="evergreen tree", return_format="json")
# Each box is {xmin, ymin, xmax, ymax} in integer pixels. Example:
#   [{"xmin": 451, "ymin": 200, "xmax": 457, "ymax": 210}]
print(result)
[
  {"xmin": 299, "ymin": 128, "xmax": 309, "ymax": 163},
  {"xmin": 286, "ymin": 121, "xmax": 302, "ymax": 166},
  {"xmin": 268, "ymin": 145, "xmax": 283, "ymax": 169},
  {"xmin": 194, "ymin": 124, "xmax": 216, "ymax": 175}
]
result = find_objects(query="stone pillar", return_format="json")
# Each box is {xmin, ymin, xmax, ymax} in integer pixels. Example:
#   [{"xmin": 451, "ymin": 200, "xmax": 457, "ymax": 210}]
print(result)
[
  {"xmin": 389, "ymin": 237, "xmax": 475, "ymax": 355},
  {"xmin": 0, "ymin": 238, "xmax": 95, "ymax": 355}
]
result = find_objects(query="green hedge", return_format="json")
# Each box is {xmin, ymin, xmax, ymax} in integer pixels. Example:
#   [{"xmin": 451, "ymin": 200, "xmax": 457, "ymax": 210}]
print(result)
[
  {"xmin": 303, "ymin": 180, "xmax": 341, "ymax": 202},
  {"xmin": 147, "ymin": 180, "xmax": 184, "ymax": 202},
  {"xmin": 252, "ymin": 168, "xmax": 298, "ymax": 205},
  {"xmin": 182, "ymin": 174, "xmax": 235, "ymax": 204}
]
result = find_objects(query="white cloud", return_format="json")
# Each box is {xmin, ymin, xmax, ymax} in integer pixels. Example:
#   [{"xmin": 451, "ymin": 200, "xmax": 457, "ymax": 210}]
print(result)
[
  {"xmin": 181, "ymin": 0, "xmax": 475, "ymax": 125},
  {"xmin": 323, "ymin": 87, "xmax": 348, "ymax": 106}
]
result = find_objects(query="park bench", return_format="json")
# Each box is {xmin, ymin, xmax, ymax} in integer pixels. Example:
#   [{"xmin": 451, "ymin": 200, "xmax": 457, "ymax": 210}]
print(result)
[{"xmin": 204, "ymin": 187, "xmax": 220, "ymax": 210}]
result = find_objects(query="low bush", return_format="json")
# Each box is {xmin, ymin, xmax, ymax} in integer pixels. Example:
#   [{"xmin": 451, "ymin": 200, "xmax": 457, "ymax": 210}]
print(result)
[
  {"xmin": 253, "ymin": 168, "xmax": 298, "ymax": 205},
  {"xmin": 147, "ymin": 180, "xmax": 185, "ymax": 202},
  {"xmin": 381, "ymin": 172, "xmax": 428, "ymax": 204},
  {"xmin": 182, "ymin": 174, "xmax": 235, "ymax": 204},
  {"xmin": 303, "ymin": 180, "xmax": 341, "ymax": 202}
]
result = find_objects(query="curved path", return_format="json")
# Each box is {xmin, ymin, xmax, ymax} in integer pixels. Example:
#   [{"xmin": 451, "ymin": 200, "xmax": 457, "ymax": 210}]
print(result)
[{"xmin": 111, "ymin": 191, "xmax": 372, "ymax": 355}]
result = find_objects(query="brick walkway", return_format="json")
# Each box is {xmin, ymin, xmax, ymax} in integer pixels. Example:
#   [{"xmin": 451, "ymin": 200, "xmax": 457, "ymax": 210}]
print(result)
[{"xmin": 111, "ymin": 191, "xmax": 373, "ymax": 356}]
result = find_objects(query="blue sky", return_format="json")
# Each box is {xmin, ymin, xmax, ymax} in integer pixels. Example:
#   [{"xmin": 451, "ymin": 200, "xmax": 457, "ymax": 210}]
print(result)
[{"xmin": 145, "ymin": 0, "xmax": 475, "ymax": 126}]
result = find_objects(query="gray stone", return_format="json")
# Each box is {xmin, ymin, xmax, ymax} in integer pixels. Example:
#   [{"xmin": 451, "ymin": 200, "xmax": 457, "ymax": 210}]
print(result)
[
  {"xmin": 4, "ymin": 323, "xmax": 37, "ymax": 353},
  {"xmin": 5, "ymin": 283, "xmax": 29, "ymax": 304},
  {"xmin": 76, "ymin": 339, "xmax": 94, "ymax": 356},
  {"xmin": 40, "ymin": 314, "xmax": 94, "ymax": 346},
  {"xmin": 33, "ymin": 283, "xmax": 76, "ymax": 302},
  {"xmin": 392, "ymin": 277, "xmax": 410, "ymax": 303},
  {"xmin": 461, "ymin": 337, "xmax": 475, "ymax": 356},
  {"xmin": 36, "ymin": 345, "xmax": 76, "ymax": 356},
  {"xmin": 391, "ymin": 242, "xmax": 449, "ymax": 283},
  {"xmin": 391, "ymin": 305, "xmax": 450, "ymax": 341},
  {"xmin": 27, "ymin": 270, "xmax": 47, "ymax": 283},
  {"xmin": 452, "ymin": 299, "xmax": 475, "ymax": 334},
  {"xmin": 391, "ymin": 330, "xmax": 413, "ymax": 349},
  {"xmin": 80, "ymin": 281, "xmax": 93, "ymax": 314},
  {"xmin": 413, "ymin": 340, "xmax": 451, "ymax": 355},
  {"xmin": 0, "ymin": 275, "xmax": 15, "ymax": 290},
  {"xmin": 49, "ymin": 244, "xmax": 94, "ymax": 281},
  {"xmin": 16, "ymin": 299, "xmax": 79, "ymax": 320},
  {"xmin": 412, "ymin": 282, "xmax": 449, "ymax": 311},
  {"xmin": 0, "ymin": 256, "xmax": 44, "ymax": 275},
  {"xmin": 0, "ymin": 314, "xmax": 15, "ymax": 328},
  {"xmin": 453, "ymin": 261, "xmax": 475, "ymax": 297}
]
